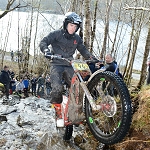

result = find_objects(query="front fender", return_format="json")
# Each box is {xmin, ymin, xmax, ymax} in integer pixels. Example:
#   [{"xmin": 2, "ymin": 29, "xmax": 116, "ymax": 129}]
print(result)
[{"xmin": 87, "ymin": 68, "xmax": 106, "ymax": 82}]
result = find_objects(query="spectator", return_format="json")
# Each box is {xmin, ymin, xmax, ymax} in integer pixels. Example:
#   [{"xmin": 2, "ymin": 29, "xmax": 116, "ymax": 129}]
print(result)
[
  {"xmin": 9, "ymin": 78, "xmax": 16, "ymax": 94},
  {"xmin": 23, "ymin": 76, "xmax": 29, "ymax": 97},
  {"xmin": 0, "ymin": 65, "xmax": 11, "ymax": 100},
  {"xmin": 15, "ymin": 56, "xmax": 18, "ymax": 62},
  {"xmin": 105, "ymin": 54, "xmax": 117, "ymax": 72},
  {"xmin": 146, "ymin": 57, "xmax": 150, "ymax": 85},
  {"xmin": 45, "ymin": 75, "xmax": 51, "ymax": 96},
  {"xmin": 104, "ymin": 53, "xmax": 123, "ymax": 78},
  {"xmin": 11, "ymin": 78, "xmax": 17, "ymax": 93},
  {"xmin": 16, "ymin": 78, "xmax": 24, "ymax": 95},
  {"xmin": 37, "ymin": 74, "xmax": 45, "ymax": 97},
  {"xmin": 31, "ymin": 76, "xmax": 37, "ymax": 96},
  {"xmin": 11, "ymin": 50, "xmax": 14, "ymax": 61},
  {"xmin": 9, "ymin": 69, "xmax": 15, "ymax": 79}
]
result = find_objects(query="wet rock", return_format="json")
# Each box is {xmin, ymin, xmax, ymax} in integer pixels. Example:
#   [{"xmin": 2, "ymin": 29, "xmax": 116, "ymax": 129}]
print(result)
[
  {"xmin": 0, "ymin": 115, "xmax": 7, "ymax": 122},
  {"xmin": 0, "ymin": 96, "xmax": 72, "ymax": 150},
  {"xmin": 0, "ymin": 95, "xmax": 97, "ymax": 150}
]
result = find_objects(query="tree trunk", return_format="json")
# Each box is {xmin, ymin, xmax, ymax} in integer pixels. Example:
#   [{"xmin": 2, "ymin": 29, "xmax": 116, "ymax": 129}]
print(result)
[
  {"xmin": 90, "ymin": 0, "xmax": 98, "ymax": 54},
  {"xmin": 111, "ymin": 2, "xmax": 122, "ymax": 57},
  {"xmin": 123, "ymin": 8, "xmax": 136, "ymax": 79},
  {"xmin": 137, "ymin": 23, "xmax": 150, "ymax": 88},
  {"xmin": 0, "ymin": 13, "xmax": 12, "ymax": 69},
  {"xmin": 84, "ymin": 0, "xmax": 91, "ymax": 51},
  {"xmin": 100, "ymin": 0, "xmax": 113, "ymax": 59},
  {"xmin": 32, "ymin": 0, "xmax": 41, "ymax": 71},
  {"xmin": 124, "ymin": 6, "xmax": 145, "ymax": 86}
]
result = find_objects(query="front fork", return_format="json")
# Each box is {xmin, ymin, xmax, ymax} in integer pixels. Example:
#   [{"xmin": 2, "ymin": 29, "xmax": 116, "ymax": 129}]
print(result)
[{"xmin": 76, "ymin": 72, "xmax": 101, "ymax": 111}]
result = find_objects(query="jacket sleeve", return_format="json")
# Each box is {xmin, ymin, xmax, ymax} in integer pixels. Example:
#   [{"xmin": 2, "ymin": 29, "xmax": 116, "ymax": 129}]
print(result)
[
  {"xmin": 39, "ymin": 30, "xmax": 57, "ymax": 53},
  {"xmin": 76, "ymin": 37, "xmax": 93, "ymax": 59}
]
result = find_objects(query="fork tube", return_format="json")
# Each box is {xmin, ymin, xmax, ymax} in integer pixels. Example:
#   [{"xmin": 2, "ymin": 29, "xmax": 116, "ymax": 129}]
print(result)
[{"xmin": 76, "ymin": 72, "xmax": 101, "ymax": 110}]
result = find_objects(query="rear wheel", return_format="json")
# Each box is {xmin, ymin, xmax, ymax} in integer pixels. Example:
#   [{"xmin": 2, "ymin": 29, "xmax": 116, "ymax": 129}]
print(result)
[{"xmin": 85, "ymin": 71, "xmax": 132, "ymax": 145}]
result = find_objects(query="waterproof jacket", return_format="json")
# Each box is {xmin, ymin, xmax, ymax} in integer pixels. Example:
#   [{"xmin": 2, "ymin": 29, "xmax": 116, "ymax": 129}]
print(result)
[
  {"xmin": 40, "ymin": 29, "xmax": 93, "ymax": 66},
  {"xmin": 0, "ymin": 70, "xmax": 11, "ymax": 85},
  {"xmin": 16, "ymin": 82, "xmax": 24, "ymax": 91},
  {"xmin": 105, "ymin": 62, "xmax": 116, "ymax": 73},
  {"xmin": 23, "ymin": 79, "xmax": 29, "ymax": 88},
  {"xmin": 37, "ymin": 77, "xmax": 45, "ymax": 86},
  {"xmin": 31, "ymin": 78, "xmax": 37, "ymax": 87}
]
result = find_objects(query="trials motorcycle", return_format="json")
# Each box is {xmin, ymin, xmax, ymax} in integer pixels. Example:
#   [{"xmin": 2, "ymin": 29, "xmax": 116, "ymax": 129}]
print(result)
[{"xmin": 46, "ymin": 55, "xmax": 132, "ymax": 145}]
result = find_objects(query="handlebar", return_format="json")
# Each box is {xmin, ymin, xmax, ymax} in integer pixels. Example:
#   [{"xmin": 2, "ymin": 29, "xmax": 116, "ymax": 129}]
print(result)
[
  {"xmin": 45, "ymin": 54, "xmax": 71, "ymax": 63},
  {"xmin": 45, "ymin": 54, "xmax": 104, "ymax": 64}
]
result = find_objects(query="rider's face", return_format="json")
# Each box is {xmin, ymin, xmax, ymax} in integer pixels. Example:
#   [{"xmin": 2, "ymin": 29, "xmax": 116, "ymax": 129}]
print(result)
[{"xmin": 67, "ymin": 23, "xmax": 77, "ymax": 34}]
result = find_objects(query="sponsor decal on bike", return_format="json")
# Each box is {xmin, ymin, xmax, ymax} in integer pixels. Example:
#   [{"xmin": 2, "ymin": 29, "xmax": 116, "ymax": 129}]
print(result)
[
  {"xmin": 89, "ymin": 117, "xmax": 94, "ymax": 123},
  {"xmin": 100, "ymin": 78, "xmax": 105, "ymax": 81}
]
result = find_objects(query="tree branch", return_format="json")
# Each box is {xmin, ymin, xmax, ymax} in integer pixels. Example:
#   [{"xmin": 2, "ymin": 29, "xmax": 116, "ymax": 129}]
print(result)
[
  {"xmin": 123, "ymin": 4, "xmax": 150, "ymax": 11},
  {"xmin": 0, "ymin": 1, "xmax": 28, "ymax": 19}
]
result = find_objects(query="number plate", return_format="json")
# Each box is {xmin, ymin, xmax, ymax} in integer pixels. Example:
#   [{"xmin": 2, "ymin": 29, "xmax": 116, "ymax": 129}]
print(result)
[{"xmin": 72, "ymin": 61, "xmax": 90, "ymax": 71}]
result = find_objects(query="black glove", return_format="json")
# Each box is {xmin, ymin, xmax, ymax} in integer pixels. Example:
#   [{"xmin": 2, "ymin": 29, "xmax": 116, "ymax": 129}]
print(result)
[
  {"xmin": 44, "ymin": 49, "xmax": 52, "ymax": 59},
  {"xmin": 90, "ymin": 56, "xmax": 99, "ymax": 62}
]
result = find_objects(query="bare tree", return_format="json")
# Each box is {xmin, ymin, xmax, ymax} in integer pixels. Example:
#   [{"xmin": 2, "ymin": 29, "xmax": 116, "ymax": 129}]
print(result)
[
  {"xmin": 0, "ymin": 13, "xmax": 12, "ymax": 69},
  {"xmin": 123, "ymin": 0, "xmax": 150, "ymax": 87},
  {"xmin": 110, "ymin": 2, "xmax": 122, "ymax": 57},
  {"xmin": 137, "ymin": 23, "xmax": 150, "ymax": 88},
  {"xmin": 32, "ymin": 0, "xmax": 42, "ymax": 71},
  {"xmin": 90, "ymin": 0, "xmax": 98, "ymax": 54},
  {"xmin": 100, "ymin": 0, "xmax": 113, "ymax": 59},
  {"xmin": 0, "ymin": 0, "xmax": 28, "ymax": 19},
  {"xmin": 83, "ymin": 0, "xmax": 91, "ymax": 51}
]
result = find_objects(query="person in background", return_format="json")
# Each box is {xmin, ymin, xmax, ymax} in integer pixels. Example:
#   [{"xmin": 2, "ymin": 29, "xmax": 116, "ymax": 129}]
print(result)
[
  {"xmin": 0, "ymin": 65, "xmax": 11, "ymax": 101},
  {"xmin": 45, "ymin": 74, "xmax": 51, "ymax": 96},
  {"xmin": 146, "ymin": 57, "xmax": 150, "ymax": 85},
  {"xmin": 11, "ymin": 78, "xmax": 17, "ymax": 93},
  {"xmin": 23, "ymin": 76, "xmax": 29, "ymax": 97},
  {"xmin": 9, "ymin": 78, "xmax": 16, "ymax": 94},
  {"xmin": 105, "ymin": 53, "xmax": 123, "ymax": 79},
  {"xmin": 11, "ymin": 50, "xmax": 14, "ymax": 61},
  {"xmin": 31, "ymin": 75, "xmax": 37, "ymax": 96},
  {"xmin": 105, "ymin": 54, "xmax": 117, "ymax": 72},
  {"xmin": 9, "ymin": 69, "xmax": 15, "ymax": 79},
  {"xmin": 16, "ymin": 78, "xmax": 24, "ymax": 96},
  {"xmin": 37, "ymin": 74, "xmax": 45, "ymax": 97}
]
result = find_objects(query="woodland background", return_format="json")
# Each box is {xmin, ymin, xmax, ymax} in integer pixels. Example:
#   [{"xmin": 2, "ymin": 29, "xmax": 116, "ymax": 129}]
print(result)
[
  {"xmin": 0, "ymin": 0, "xmax": 150, "ymax": 89},
  {"xmin": 1, "ymin": 1, "xmax": 150, "ymax": 149}
]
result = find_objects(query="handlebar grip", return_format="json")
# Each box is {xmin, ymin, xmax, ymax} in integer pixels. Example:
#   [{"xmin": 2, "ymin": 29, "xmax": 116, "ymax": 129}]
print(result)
[
  {"xmin": 45, "ymin": 54, "xmax": 53, "ymax": 59},
  {"xmin": 45, "ymin": 54, "xmax": 62, "ymax": 60}
]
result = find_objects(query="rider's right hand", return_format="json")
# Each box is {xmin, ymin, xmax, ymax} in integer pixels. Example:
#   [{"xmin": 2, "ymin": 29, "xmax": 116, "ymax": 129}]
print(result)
[{"xmin": 44, "ymin": 49, "xmax": 52, "ymax": 59}]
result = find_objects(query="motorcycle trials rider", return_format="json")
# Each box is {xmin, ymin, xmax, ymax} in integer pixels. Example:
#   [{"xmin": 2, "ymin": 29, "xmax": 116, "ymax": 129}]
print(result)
[{"xmin": 39, "ymin": 12, "xmax": 98, "ymax": 127}]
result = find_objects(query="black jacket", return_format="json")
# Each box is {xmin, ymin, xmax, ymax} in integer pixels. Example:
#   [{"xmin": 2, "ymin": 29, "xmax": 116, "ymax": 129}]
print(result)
[
  {"xmin": 40, "ymin": 29, "xmax": 93, "ymax": 66},
  {"xmin": 31, "ymin": 78, "xmax": 37, "ymax": 86},
  {"xmin": 0, "ymin": 70, "xmax": 11, "ymax": 85},
  {"xmin": 105, "ymin": 62, "xmax": 116, "ymax": 72}
]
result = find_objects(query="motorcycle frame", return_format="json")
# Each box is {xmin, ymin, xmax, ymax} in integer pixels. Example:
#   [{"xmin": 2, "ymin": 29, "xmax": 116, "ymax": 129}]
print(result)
[{"xmin": 62, "ymin": 61, "xmax": 106, "ymax": 125}]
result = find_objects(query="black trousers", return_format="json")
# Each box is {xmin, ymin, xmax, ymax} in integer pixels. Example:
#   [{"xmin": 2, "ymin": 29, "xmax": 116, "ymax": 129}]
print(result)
[
  {"xmin": 4, "ymin": 83, "xmax": 9, "ymax": 98},
  {"xmin": 49, "ymin": 65, "xmax": 74, "ymax": 104},
  {"xmin": 32, "ymin": 85, "xmax": 36, "ymax": 95}
]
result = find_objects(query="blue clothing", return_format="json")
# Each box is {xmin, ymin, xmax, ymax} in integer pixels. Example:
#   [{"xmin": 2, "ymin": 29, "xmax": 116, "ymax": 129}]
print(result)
[{"xmin": 23, "ymin": 79, "xmax": 29, "ymax": 88}]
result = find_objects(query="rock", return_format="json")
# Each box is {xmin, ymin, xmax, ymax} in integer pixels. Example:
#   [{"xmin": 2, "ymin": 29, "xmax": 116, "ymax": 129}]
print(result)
[{"xmin": 0, "ymin": 96, "xmax": 72, "ymax": 149}]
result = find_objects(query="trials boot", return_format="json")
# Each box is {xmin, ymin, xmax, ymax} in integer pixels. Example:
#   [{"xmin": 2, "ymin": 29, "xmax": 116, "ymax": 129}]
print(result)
[{"xmin": 53, "ymin": 104, "xmax": 64, "ymax": 127}]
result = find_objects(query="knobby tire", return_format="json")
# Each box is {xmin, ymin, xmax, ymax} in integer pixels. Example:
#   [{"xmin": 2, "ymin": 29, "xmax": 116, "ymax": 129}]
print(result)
[{"xmin": 85, "ymin": 71, "xmax": 132, "ymax": 145}]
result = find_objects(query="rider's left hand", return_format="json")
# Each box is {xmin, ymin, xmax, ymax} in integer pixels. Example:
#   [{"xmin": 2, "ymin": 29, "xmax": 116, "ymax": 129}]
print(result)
[{"xmin": 90, "ymin": 56, "xmax": 99, "ymax": 62}]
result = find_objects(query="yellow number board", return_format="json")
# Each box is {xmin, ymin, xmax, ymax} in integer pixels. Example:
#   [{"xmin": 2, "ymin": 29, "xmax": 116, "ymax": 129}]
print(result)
[{"xmin": 73, "ymin": 62, "xmax": 90, "ymax": 71}]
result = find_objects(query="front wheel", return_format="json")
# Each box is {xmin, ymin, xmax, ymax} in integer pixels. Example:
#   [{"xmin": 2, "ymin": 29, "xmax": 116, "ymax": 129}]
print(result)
[{"xmin": 85, "ymin": 71, "xmax": 132, "ymax": 145}]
